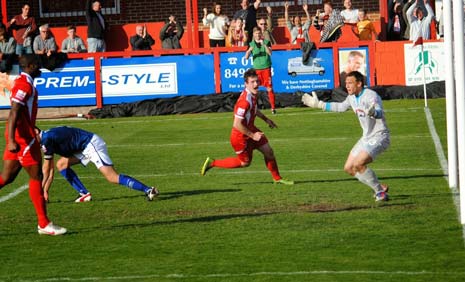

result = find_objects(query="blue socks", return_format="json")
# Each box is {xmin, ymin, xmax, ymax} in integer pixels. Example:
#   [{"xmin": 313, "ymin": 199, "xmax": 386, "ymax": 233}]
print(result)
[
  {"xmin": 118, "ymin": 174, "xmax": 151, "ymax": 193},
  {"xmin": 59, "ymin": 168, "xmax": 89, "ymax": 195}
]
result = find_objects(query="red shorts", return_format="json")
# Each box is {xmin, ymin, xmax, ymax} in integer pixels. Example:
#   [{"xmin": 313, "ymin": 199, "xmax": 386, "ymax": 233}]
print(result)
[
  {"xmin": 3, "ymin": 137, "xmax": 41, "ymax": 166},
  {"xmin": 256, "ymin": 68, "xmax": 272, "ymax": 88},
  {"xmin": 230, "ymin": 130, "xmax": 269, "ymax": 163}
]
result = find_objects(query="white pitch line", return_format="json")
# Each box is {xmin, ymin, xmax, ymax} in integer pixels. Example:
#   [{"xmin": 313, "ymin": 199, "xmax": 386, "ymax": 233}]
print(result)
[
  {"xmin": 15, "ymin": 270, "xmax": 465, "ymax": 281},
  {"xmin": 0, "ymin": 184, "xmax": 28, "ymax": 203},
  {"xmin": 424, "ymin": 107, "xmax": 465, "ymax": 243}
]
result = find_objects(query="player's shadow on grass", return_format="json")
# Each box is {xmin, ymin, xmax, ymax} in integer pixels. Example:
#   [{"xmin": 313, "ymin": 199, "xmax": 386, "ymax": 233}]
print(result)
[
  {"xmin": 158, "ymin": 188, "xmax": 242, "ymax": 201},
  {"xmin": 294, "ymin": 173, "xmax": 446, "ymax": 185}
]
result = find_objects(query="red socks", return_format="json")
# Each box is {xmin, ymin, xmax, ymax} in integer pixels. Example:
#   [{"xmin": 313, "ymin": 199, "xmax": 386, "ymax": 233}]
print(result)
[
  {"xmin": 266, "ymin": 158, "xmax": 281, "ymax": 181},
  {"xmin": 29, "ymin": 179, "xmax": 50, "ymax": 228},
  {"xmin": 268, "ymin": 90, "xmax": 276, "ymax": 110},
  {"xmin": 212, "ymin": 158, "xmax": 242, "ymax": 168}
]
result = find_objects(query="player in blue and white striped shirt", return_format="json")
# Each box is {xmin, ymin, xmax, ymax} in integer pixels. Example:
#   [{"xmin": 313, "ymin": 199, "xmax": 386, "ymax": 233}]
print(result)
[
  {"xmin": 35, "ymin": 126, "xmax": 159, "ymax": 202},
  {"xmin": 302, "ymin": 71, "xmax": 390, "ymax": 201}
]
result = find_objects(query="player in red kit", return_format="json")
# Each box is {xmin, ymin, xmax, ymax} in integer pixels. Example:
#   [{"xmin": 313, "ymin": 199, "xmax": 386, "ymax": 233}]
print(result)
[
  {"xmin": 201, "ymin": 68, "xmax": 293, "ymax": 185},
  {"xmin": 0, "ymin": 54, "xmax": 66, "ymax": 235}
]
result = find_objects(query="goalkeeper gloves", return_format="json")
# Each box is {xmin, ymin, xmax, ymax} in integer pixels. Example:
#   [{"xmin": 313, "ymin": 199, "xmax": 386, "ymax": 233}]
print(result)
[
  {"xmin": 365, "ymin": 103, "xmax": 381, "ymax": 118},
  {"xmin": 302, "ymin": 91, "xmax": 325, "ymax": 110}
]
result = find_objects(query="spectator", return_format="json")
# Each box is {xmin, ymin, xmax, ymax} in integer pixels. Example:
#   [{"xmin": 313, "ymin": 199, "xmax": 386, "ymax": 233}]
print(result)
[
  {"xmin": 406, "ymin": 0, "xmax": 434, "ymax": 42},
  {"xmin": 245, "ymin": 27, "xmax": 276, "ymax": 114},
  {"xmin": 257, "ymin": 6, "xmax": 276, "ymax": 45},
  {"xmin": 61, "ymin": 25, "xmax": 87, "ymax": 53},
  {"xmin": 0, "ymin": 23, "xmax": 17, "ymax": 73},
  {"xmin": 284, "ymin": 1, "xmax": 311, "ymax": 45},
  {"xmin": 233, "ymin": 0, "xmax": 261, "ymax": 44},
  {"xmin": 86, "ymin": 0, "xmax": 107, "ymax": 53},
  {"xmin": 228, "ymin": 18, "xmax": 248, "ymax": 47},
  {"xmin": 339, "ymin": 50, "xmax": 366, "ymax": 91},
  {"xmin": 313, "ymin": 1, "xmax": 344, "ymax": 42},
  {"xmin": 130, "ymin": 24, "xmax": 155, "ymax": 51},
  {"xmin": 351, "ymin": 9, "xmax": 378, "ymax": 41},
  {"xmin": 402, "ymin": 0, "xmax": 415, "ymax": 40},
  {"xmin": 160, "ymin": 15, "xmax": 184, "ymax": 49},
  {"xmin": 340, "ymin": 0, "xmax": 359, "ymax": 24},
  {"xmin": 203, "ymin": 3, "xmax": 230, "ymax": 47},
  {"xmin": 33, "ymin": 24, "xmax": 57, "ymax": 56},
  {"xmin": 7, "ymin": 3, "xmax": 36, "ymax": 56},
  {"xmin": 387, "ymin": 0, "xmax": 407, "ymax": 41}
]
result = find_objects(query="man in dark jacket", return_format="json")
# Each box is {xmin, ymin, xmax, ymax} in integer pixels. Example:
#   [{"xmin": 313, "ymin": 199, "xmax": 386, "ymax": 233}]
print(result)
[
  {"xmin": 86, "ymin": 0, "xmax": 107, "ymax": 52},
  {"xmin": 130, "ymin": 24, "xmax": 155, "ymax": 51}
]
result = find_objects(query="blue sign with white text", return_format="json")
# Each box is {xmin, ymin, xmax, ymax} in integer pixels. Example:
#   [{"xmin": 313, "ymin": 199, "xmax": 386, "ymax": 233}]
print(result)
[{"xmin": 220, "ymin": 49, "xmax": 335, "ymax": 93}]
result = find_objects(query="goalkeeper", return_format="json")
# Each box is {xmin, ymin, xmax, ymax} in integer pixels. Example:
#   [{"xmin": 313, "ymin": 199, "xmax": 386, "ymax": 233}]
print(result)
[{"xmin": 302, "ymin": 71, "xmax": 390, "ymax": 201}]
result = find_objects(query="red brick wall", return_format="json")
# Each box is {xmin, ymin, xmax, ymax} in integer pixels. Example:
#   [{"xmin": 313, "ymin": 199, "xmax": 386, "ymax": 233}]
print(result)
[{"xmin": 3, "ymin": 0, "xmax": 381, "ymax": 28}]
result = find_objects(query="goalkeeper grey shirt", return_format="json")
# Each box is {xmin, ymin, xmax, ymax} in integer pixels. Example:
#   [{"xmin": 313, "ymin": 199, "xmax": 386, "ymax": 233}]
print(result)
[{"xmin": 323, "ymin": 88, "xmax": 390, "ymax": 139}]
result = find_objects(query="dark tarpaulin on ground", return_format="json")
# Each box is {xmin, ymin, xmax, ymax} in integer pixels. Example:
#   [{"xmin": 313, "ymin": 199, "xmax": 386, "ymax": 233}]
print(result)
[{"xmin": 88, "ymin": 81, "xmax": 445, "ymax": 118}]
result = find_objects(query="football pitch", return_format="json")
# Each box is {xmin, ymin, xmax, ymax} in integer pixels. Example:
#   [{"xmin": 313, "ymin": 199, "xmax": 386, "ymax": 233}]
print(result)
[{"xmin": 1, "ymin": 98, "xmax": 465, "ymax": 282}]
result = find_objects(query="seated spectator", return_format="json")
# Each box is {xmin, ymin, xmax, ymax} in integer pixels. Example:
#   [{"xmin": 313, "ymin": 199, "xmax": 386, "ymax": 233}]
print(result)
[
  {"xmin": 257, "ymin": 6, "xmax": 276, "ymax": 45},
  {"xmin": 0, "ymin": 23, "xmax": 16, "ymax": 72},
  {"xmin": 341, "ymin": 0, "xmax": 359, "ymax": 24},
  {"xmin": 313, "ymin": 1, "xmax": 344, "ymax": 42},
  {"xmin": 160, "ymin": 15, "xmax": 184, "ymax": 49},
  {"xmin": 284, "ymin": 1, "xmax": 311, "ymax": 45},
  {"xmin": 33, "ymin": 24, "xmax": 57, "ymax": 56},
  {"xmin": 33, "ymin": 24, "xmax": 67, "ymax": 71},
  {"xmin": 406, "ymin": 0, "xmax": 434, "ymax": 42},
  {"xmin": 61, "ymin": 25, "xmax": 87, "ymax": 53},
  {"xmin": 351, "ymin": 9, "xmax": 378, "ymax": 40},
  {"xmin": 228, "ymin": 18, "xmax": 248, "ymax": 47},
  {"xmin": 387, "ymin": 0, "xmax": 407, "ymax": 41},
  {"xmin": 203, "ymin": 3, "xmax": 230, "ymax": 47},
  {"xmin": 130, "ymin": 24, "xmax": 155, "ymax": 51}
]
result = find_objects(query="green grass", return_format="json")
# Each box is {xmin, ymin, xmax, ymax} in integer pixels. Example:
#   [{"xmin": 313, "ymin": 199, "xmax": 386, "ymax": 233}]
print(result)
[{"xmin": 0, "ymin": 98, "xmax": 464, "ymax": 282}]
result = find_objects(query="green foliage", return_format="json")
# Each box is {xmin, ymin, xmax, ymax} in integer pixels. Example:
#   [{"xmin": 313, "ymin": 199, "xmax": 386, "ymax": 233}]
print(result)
[{"xmin": 0, "ymin": 98, "xmax": 464, "ymax": 282}]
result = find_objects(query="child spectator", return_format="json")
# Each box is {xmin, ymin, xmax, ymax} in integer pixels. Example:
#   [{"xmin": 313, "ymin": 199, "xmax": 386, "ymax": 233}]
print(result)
[
  {"xmin": 352, "ymin": 9, "xmax": 378, "ymax": 41},
  {"xmin": 61, "ymin": 26, "xmax": 87, "ymax": 53},
  {"xmin": 228, "ymin": 18, "xmax": 248, "ymax": 47}
]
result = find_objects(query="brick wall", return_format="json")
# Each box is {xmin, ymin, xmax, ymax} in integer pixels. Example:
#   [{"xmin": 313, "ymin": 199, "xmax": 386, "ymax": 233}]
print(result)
[{"xmin": 3, "ymin": 0, "xmax": 381, "ymax": 28}]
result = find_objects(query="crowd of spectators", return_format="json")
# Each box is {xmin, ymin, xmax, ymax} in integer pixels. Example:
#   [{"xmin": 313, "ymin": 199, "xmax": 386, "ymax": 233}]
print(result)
[{"xmin": 0, "ymin": 0, "xmax": 440, "ymax": 68}]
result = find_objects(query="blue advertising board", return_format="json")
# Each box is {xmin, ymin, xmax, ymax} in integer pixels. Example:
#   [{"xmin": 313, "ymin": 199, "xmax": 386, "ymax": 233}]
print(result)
[
  {"xmin": 220, "ymin": 49, "xmax": 335, "ymax": 93},
  {"xmin": 101, "ymin": 55, "xmax": 215, "ymax": 105}
]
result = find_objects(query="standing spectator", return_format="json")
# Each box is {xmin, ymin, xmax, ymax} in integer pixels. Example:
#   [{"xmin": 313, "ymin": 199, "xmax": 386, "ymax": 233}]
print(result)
[
  {"xmin": 233, "ymin": 0, "xmax": 262, "ymax": 44},
  {"xmin": 203, "ymin": 3, "xmax": 230, "ymax": 47},
  {"xmin": 35, "ymin": 126, "xmax": 159, "ymax": 203},
  {"xmin": 7, "ymin": 3, "xmax": 36, "ymax": 56},
  {"xmin": 245, "ymin": 28, "xmax": 276, "ymax": 114},
  {"xmin": 228, "ymin": 18, "xmax": 248, "ymax": 47},
  {"xmin": 257, "ymin": 6, "xmax": 276, "ymax": 45},
  {"xmin": 351, "ymin": 9, "xmax": 378, "ymax": 41},
  {"xmin": 387, "ymin": 0, "xmax": 407, "ymax": 41},
  {"xmin": 402, "ymin": 0, "xmax": 415, "ymax": 40},
  {"xmin": 340, "ymin": 0, "xmax": 359, "ymax": 24},
  {"xmin": 301, "ymin": 71, "xmax": 390, "ymax": 202},
  {"xmin": 86, "ymin": 0, "xmax": 107, "ymax": 53},
  {"xmin": 0, "ymin": 54, "xmax": 67, "ymax": 235},
  {"xmin": 33, "ymin": 24, "xmax": 57, "ymax": 56},
  {"xmin": 0, "ymin": 23, "xmax": 17, "ymax": 72},
  {"xmin": 160, "ymin": 15, "xmax": 184, "ymax": 49},
  {"xmin": 284, "ymin": 2, "xmax": 311, "ymax": 45},
  {"xmin": 61, "ymin": 25, "xmax": 87, "ymax": 53},
  {"xmin": 201, "ymin": 68, "xmax": 294, "ymax": 186},
  {"xmin": 130, "ymin": 24, "xmax": 155, "ymax": 51},
  {"xmin": 313, "ymin": 1, "xmax": 344, "ymax": 42},
  {"xmin": 406, "ymin": 0, "xmax": 434, "ymax": 42}
]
